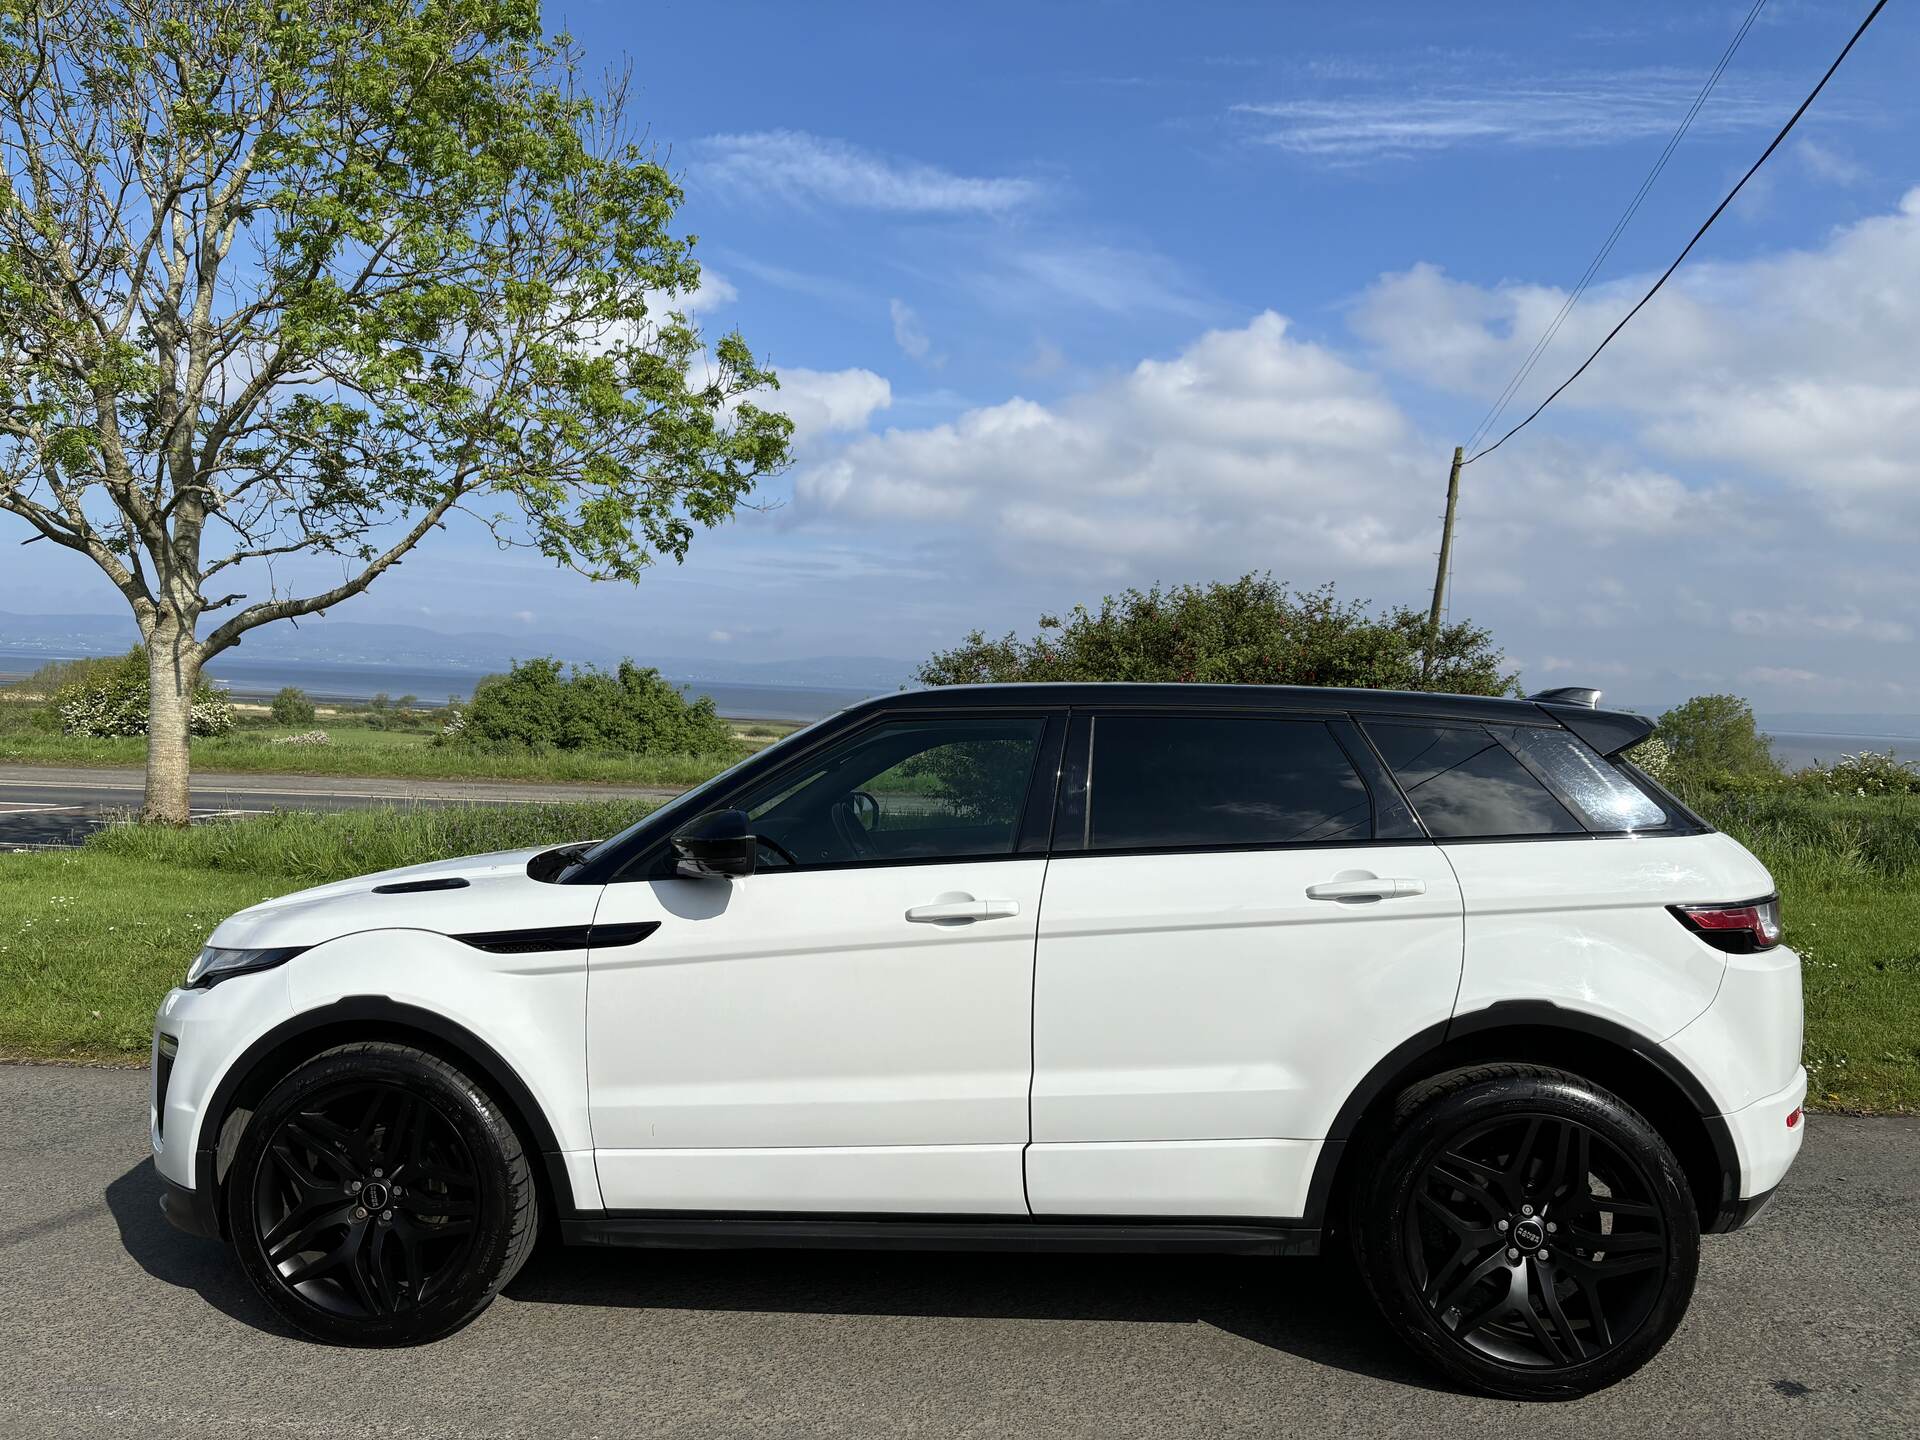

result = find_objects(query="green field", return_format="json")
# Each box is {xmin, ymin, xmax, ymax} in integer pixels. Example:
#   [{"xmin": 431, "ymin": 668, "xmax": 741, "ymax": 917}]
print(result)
[
  {"xmin": 0, "ymin": 718, "xmax": 762, "ymax": 788},
  {"xmin": 1, "ymin": 790, "xmax": 1915, "ymax": 1112}
]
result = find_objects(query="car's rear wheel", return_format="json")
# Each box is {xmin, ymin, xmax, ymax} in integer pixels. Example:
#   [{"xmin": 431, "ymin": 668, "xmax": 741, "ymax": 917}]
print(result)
[
  {"xmin": 1350, "ymin": 1064, "xmax": 1699, "ymax": 1399},
  {"xmin": 226, "ymin": 1042, "xmax": 539, "ymax": 1345}
]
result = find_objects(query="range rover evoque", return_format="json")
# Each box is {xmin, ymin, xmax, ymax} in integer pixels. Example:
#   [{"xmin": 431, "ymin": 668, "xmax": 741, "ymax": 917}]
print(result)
[{"xmin": 151, "ymin": 683, "xmax": 1804, "ymax": 1398}]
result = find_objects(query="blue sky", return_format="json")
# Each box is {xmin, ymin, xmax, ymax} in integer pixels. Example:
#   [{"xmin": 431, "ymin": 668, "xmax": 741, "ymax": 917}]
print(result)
[{"xmin": 9, "ymin": 0, "xmax": 1920, "ymax": 710}]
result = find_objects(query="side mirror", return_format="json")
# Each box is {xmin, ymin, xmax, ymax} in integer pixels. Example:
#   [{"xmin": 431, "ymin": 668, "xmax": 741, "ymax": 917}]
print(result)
[{"xmin": 671, "ymin": 809, "xmax": 757, "ymax": 879}]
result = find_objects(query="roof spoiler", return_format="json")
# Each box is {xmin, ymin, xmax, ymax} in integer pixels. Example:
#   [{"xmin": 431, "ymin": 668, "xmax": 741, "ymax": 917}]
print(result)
[{"xmin": 1529, "ymin": 687, "xmax": 1655, "ymax": 758}]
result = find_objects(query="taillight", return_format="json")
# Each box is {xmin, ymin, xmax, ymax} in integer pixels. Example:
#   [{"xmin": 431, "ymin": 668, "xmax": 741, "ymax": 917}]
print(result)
[{"xmin": 1669, "ymin": 895, "xmax": 1782, "ymax": 954}]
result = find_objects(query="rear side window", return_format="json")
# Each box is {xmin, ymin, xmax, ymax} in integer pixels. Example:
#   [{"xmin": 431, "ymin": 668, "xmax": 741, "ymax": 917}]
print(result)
[
  {"xmin": 1491, "ymin": 724, "xmax": 1668, "ymax": 832},
  {"xmin": 1088, "ymin": 715, "xmax": 1370, "ymax": 850},
  {"xmin": 1365, "ymin": 721, "xmax": 1582, "ymax": 839}
]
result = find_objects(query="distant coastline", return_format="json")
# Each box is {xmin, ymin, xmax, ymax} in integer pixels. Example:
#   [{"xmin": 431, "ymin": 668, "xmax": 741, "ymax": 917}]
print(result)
[{"xmin": 0, "ymin": 648, "xmax": 885, "ymax": 723}]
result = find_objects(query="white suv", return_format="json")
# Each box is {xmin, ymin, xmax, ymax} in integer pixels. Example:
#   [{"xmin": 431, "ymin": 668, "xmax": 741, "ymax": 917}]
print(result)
[{"xmin": 151, "ymin": 683, "xmax": 1804, "ymax": 1397}]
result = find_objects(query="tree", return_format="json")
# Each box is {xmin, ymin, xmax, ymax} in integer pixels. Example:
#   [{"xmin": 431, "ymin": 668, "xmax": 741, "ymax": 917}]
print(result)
[
  {"xmin": 0, "ymin": 1, "xmax": 792, "ymax": 821},
  {"xmin": 269, "ymin": 685, "xmax": 315, "ymax": 725},
  {"xmin": 916, "ymin": 575, "xmax": 1518, "ymax": 696},
  {"xmin": 1655, "ymin": 695, "xmax": 1782, "ymax": 784}
]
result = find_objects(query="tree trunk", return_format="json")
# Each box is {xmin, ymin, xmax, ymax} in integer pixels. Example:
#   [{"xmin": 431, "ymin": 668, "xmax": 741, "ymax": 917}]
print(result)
[{"xmin": 143, "ymin": 627, "xmax": 200, "ymax": 825}]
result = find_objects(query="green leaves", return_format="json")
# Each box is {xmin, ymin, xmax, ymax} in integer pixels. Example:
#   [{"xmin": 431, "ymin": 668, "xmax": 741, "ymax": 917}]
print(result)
[{"xmin": 916, "ymin": 574, "xmax": 1519, "ymax": 697}]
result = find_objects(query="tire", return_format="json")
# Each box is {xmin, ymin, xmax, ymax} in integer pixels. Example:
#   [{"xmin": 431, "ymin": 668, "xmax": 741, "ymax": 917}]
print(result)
[
  {"xmin": 225, "ymin": 1042, "xmax": 540, "ymax": 1345},
  {"xmin": 1349, "ymin": 1064, "xmax": 1699, "ymax": 1400}
]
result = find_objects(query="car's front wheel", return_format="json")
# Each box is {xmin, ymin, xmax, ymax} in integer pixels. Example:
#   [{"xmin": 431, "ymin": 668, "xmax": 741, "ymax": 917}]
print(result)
[
  {"xmin": 225, "ymin": 1041, "xmax": 539, "ymax": 1345},
  {"xmin": 1350, "ymin": 1064, "xmax": 1700, "ymax": 1399}
]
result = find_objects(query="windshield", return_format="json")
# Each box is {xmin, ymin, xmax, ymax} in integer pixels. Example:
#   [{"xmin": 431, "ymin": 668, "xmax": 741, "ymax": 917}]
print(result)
[{"xmin": 571, "ymin": 716, "xmax": 833, "ymax": 871}]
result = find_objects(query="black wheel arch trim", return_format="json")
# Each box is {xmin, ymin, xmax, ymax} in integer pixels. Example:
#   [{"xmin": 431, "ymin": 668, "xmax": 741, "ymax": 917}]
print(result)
[
  {"xmin": 190, "ymin": 995, "xmax": 578, "ymax": 1240},
  {"xmin": 1301, "ymin": 1000, "xmax": 1740, "ymax": 1229}
]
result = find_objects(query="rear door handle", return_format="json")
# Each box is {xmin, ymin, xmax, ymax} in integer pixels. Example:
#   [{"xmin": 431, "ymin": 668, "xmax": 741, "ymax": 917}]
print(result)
[
  {"xmin": 905, "ymin": 896, "xmax": 1021, "ymax": 924},
  {"xmin": 1305, "ymin": 877, "xmax": 1427, "ymax": 902}
]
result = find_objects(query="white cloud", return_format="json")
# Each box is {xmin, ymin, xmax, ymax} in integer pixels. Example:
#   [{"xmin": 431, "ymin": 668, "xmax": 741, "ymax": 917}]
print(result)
[
  {"xmin": 889, "ymin": 299, "xmax": 933, "ymax": 361},
  {"xmin": 1234, "ymin": 68, "xmax": 1784, "ymax": 160},
  {"xmin": 1351, "ymin": 190, "xmax": 1920, "ymax": 536},
  {"xmin": 797, "ymin": 311, "xmax": 1430, "ymax": 577},
  {"xmin": 773, "ymin": 367, "xmax": 893, "ymax": 447},
  {"xmin": 1795, "ymin": 137, "xmax": 1866, "ymax": 186},
  {"xmin": 697, "ymin": 131, "xmax": 1040, "ymax": 214},
  {"xmin": 990, "ymin": 244, "xmax": 1213, "ymax": 319},
  {"xmin": 1728, "ymin": 606, "xmax": 1911, "ymax": 644}
]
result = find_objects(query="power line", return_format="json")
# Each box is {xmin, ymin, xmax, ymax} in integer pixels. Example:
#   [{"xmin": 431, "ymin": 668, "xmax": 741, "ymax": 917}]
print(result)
[
  {"xmin": 1462, "ymin": 0, "xmax": 1770, "ymax": 457},
  {"xmin": 1464, "ymin": 0, "xmax": 1888, "ymax": 467}
]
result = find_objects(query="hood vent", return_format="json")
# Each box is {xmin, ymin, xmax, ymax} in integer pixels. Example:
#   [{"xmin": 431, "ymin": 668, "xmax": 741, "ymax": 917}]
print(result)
[{"xmin": 371, "ymin": 876, "xmax": 470, "ymax": 895}]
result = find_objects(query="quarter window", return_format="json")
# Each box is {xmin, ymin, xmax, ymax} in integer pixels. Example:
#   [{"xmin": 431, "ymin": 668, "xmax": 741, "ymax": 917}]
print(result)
[
  {"xmin": 1087, "ymin": 715, "xmax": 1371, "ymax": 850},
  {"xmin": 1364, "ymin": 721, "xmax": 1582, "ymax": 839},
  {"xmin": 1490, "ymin": 725, "xmax": 1669, "ymax": 832}
]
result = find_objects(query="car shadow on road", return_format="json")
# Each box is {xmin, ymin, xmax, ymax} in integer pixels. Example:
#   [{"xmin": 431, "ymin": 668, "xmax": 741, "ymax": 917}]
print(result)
[
  {"xmin": 505, "ymin": 1239, "xmax": 1453, "ymax": 1393},
  {"xmin": 104, "ymin": 1159, "xmax": 303, "ymax": 1339},
  {"xmin": 105, "ymin": 1158, "xmax": 1447, "ymax": 1391}
]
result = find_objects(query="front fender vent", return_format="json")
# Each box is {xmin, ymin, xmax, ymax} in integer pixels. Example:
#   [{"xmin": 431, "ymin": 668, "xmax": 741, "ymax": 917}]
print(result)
[{"xmin": 451, "ymin": 920, "xmax": 660, "ymax": 954}]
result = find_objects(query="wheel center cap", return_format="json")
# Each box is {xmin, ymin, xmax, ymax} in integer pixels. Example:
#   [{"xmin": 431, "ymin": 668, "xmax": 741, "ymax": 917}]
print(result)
[
  {"xmin": 1512, "ymin": 1217, "xmax": 1546, "ymax": 1250},
  {"xmin": 360, "ymin": 1181, "xmax": 391, "ymax": 1211}
]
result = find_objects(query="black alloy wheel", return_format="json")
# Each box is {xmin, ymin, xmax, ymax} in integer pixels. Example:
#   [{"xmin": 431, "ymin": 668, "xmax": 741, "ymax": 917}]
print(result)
[
  {"xmin": 227, "ymin": 1043, "xmax": 539, "ymax": 1345},
  {"xmin": 1352, "ymin": 1064, "xmax": 1699, "ymax": 1400}
]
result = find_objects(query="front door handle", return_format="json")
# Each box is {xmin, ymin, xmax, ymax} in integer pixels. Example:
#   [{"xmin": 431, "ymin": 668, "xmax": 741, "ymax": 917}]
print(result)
[
  {"xmin": 1305, "ymin": 877, "xmax": 1427, "ymax": 902},
  {"xmin": 905, "ymin": 895, "xmax": 1021, "ymax": 924}
]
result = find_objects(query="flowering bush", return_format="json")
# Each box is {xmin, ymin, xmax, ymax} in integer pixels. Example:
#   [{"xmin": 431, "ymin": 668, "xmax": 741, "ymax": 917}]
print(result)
[
  {"xmin": 271, "ymin": 730, "xmax": 333, "ymax": 747},
  {"xmin": 1800, "ymin": 750, "xmax": 1920, "ymax": 797},
  {"xmin": 52, "ymin": 648, "xmax": 236, "ymax": 738}
]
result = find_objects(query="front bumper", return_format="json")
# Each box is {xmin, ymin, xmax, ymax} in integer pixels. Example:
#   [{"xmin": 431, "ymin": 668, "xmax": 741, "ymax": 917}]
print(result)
[{"xmin": 159, "ymin": 1171, "xmax": 222, "ymax": 1240}]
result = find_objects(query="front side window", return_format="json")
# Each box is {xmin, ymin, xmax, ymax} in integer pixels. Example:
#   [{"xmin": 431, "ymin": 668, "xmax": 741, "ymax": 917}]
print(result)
[
  {"xmin": 1087, "ymin": 715, "xmax": 1371, "ymax": 850},
  {"xmin": 1365, "ymin": 720, "xmax": 1582, "ymax": 839},
  {"xmin": 735, "ymin": 717, "xmax": 1046, "ymax": 868}
]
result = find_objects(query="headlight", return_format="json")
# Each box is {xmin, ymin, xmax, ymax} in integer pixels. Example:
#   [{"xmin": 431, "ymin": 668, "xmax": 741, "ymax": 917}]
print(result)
[{"xmin": 185, "ymin": 944, "xmax": 308, "ymax": 989}]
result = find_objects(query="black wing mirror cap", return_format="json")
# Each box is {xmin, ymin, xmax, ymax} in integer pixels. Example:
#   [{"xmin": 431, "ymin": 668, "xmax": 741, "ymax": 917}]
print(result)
[{"xmin": 671, "ymin": 809, "xmax": 758, "ymax": 879}]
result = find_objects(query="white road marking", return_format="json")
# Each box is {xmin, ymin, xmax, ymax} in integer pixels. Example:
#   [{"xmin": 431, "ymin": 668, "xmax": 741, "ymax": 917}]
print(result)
[{"xmin": 0, "ymin": 803, "xmax": 82, "ymax": 814}]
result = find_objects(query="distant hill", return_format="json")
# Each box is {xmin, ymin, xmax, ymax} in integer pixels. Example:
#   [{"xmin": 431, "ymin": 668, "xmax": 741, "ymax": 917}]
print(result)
[{"xmin": 0, "ymin": 610, "xmax": 911, "ymax": 691}]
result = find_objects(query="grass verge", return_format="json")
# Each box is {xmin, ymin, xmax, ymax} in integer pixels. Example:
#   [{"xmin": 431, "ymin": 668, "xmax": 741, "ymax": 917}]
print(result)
[
  {"xmin": 0, "ymin": 724, "xmax": 741, "ymax": 787},
  {"xmin": 2, "ymin": 791, "xmax": 1915, "ymax": 1111}
]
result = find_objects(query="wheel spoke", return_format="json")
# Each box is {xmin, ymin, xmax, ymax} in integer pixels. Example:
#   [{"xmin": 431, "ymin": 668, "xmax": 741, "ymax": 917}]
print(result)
[{"xmin": 1528, "ymin": 1258, "xmax": 1588, "ymax": 1362}]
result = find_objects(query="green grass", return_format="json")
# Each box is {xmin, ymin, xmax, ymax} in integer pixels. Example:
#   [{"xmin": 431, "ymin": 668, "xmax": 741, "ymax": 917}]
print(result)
[
  {"xmin": 0, "ymin": 720, "xmax": 741, "ymax": 788},
  {"xmin": 2, "ymin": 789, "xmax": 1915, "ymax": 1112}
]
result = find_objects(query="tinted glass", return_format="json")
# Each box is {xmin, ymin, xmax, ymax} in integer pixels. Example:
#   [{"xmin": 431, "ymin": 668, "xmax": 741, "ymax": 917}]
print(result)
[
  {"xmin": 1088, "ymin": 716, "xmax": 1370, "ymax": 850},
  {"xmin": 1366, "ymin": 721, "xmax": 1582, "ymax": 839},
  {"xmin": 1492, "ymin": 725, "xmax": 1668, "ymax": 832},
  {"xmin": 736, "ymin": 718, "xmax": 1045, "ymax": 866}
]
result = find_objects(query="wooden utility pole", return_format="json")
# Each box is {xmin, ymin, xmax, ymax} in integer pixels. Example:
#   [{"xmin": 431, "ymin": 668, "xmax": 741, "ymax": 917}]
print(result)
[{"xmin": 1424, "ymin": 445, "xmax": 1465, "ymax": 679}]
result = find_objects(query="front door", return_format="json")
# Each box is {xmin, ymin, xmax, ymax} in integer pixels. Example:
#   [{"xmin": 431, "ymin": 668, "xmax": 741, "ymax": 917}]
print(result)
[
  {"xmin": 1027, "ymin": 711, "xmax": 1464, "ymax": 1218},
  {"xmin": 587, "ymin": 712, "xmax": 1059, "ymax": 1214}
]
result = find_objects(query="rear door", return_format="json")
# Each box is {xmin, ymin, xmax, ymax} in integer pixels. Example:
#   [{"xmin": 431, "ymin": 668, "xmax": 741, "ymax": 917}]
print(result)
[{"xmin": 1027, "ymin": 709, "xmax": 1464, "ymax": 1219}]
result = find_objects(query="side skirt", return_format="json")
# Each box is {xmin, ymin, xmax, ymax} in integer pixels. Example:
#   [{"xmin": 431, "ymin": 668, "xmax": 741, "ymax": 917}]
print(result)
[{"xmin": 561, "ymin": 1212, "xmax": 1322, "ymax": 1257}]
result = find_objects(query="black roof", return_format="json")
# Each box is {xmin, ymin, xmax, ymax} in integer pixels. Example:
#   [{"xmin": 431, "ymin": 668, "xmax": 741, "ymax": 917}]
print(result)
[
  {"xmin": 844, "ymin": 682, "xmax": 1654, "ymax": 757},
  {"xmin": 852, "ymin": 682, "xmax": 1558, "ymax": 724}
]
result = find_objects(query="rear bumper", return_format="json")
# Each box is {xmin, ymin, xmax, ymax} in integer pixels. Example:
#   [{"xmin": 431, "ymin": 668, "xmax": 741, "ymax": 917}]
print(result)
[{"xmin": 1724, "ymin": 1065, "xmax": 1807, "ymax": 1196}]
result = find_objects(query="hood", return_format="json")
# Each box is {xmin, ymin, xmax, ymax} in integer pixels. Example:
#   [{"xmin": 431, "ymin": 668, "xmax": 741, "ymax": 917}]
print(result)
[{"xmin": 206, "ymin": 844, "xmax": 593, "ymax": 951}]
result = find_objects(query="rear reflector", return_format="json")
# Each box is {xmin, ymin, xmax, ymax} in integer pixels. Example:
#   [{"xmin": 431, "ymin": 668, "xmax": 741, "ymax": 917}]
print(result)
[
  {"xmin": 1786, "ymin": 1107, "xmax": 1802, "ymax": 1129},
  {"xmin": 1669, "ymin": 895, "xmax": 1783, "ymax": 954}
]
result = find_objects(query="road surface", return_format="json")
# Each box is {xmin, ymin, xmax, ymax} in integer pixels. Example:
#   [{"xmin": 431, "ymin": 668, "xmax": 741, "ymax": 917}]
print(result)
[
  {"xmin": 0, "ymin": 1063, "xmax": 1914, "ymax": 1439},
  {"xmin": 0, "ymin": 762, "xmax": 678, "ymax": 848}
]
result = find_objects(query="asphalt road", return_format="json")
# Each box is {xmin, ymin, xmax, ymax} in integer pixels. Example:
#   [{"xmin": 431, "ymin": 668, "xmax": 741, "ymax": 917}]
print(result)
[
  {"xmin": 0, "ymin": 763, "xmax": 677, "ymax": 848},
  {"xmin": 0, "ymin": 1065, "xmax": 1914, "ymax": 1439}
]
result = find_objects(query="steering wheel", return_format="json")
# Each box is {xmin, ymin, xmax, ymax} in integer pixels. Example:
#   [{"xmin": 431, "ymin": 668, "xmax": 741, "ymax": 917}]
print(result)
[
  {"xmin": 755, "ymin": 833, "xmax": 800, "ymax": 868},
  {"xmin": 828, "ymin": 796, "xmax": 875, "ymax": 861}
]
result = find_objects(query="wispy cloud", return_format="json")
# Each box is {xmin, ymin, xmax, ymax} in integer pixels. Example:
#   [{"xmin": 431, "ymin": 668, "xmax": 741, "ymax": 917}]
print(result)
[
  {"xmin": 889, "ymin": 299, "xmax": 936, "ymax": 364},
  {"xmin": 1235, "ymin": 68, "xmax": 1786, "ymax": 160},
  {"xmin": 697, "ymin": 130, "xmax": 1041, "ymax": 214}
]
